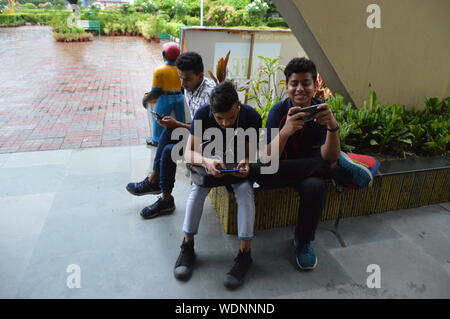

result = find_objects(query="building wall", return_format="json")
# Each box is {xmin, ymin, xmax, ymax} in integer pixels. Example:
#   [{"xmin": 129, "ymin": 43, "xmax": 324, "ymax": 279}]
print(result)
[{"xmin": 275, "ymin": 0, "xmax": 450, "ymax": 109}]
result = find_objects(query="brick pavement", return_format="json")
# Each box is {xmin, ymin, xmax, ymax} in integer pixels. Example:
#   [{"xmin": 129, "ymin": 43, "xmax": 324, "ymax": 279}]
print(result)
[{"xmin": 0, "ymin": 26, "xmax": 164, "ymax": 153}]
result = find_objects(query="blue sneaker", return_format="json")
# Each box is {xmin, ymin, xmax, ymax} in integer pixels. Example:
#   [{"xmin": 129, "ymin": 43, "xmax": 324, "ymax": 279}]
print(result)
[
  {"xmin": 294, "ymin": 240, "xmax": 317, "ymax": 270},
  {"xmin": 334, "ymin": 151, "xmax": 373, "ymax": 189}
]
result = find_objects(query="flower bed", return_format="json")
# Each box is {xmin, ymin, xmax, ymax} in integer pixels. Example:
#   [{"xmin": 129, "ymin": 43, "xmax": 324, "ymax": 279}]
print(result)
[{"xmin": 52, "ymin": 27, "xmax": 93, "ymax": 42}]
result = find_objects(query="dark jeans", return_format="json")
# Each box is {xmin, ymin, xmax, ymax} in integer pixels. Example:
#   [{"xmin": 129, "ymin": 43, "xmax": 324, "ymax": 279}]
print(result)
[
  {"xmin": 153, "ymin": 128, "xmax": 183, "ymax": 193},
  {"xmin": 250, "ymin": 158, "xmax": 331, "ymax": 244}
]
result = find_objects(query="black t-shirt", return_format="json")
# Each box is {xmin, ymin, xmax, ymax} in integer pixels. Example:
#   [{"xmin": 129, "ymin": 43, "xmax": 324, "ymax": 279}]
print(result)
[
  {"xmin": 190, "ymin": 103, "xmax": 262, "ymax": 163},
  {"xmin": 266, "ymin": 98, "xmax": 327, "ymax": 159}
]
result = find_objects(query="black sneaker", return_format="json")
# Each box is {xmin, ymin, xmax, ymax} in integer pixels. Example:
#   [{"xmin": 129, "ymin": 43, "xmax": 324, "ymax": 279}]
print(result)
[
  {"xmin": 174, "ymin": 239, "xmax": 196, "ymax": 280},
  {"xmin": 126, "ymin": 177, "xmax": 161, "ymax": 196},
  {"xmin": 140, "ymin": 196, "xmax": 175, "ymax": 219},
  {"xmin": 223, "ymin": 249, "xmax": 253, "ymax": 289}
]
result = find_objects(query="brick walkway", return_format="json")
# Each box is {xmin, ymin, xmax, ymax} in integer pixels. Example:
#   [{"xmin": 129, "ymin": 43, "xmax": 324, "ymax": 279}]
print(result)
[{"xmin": 0, "ymin": 26, "xmax": 164, "ymax": 153}]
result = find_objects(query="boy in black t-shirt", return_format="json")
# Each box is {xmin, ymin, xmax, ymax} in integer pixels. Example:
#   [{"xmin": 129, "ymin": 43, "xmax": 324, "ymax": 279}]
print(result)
[
  {"xmin": 254, "ymin": 57, "xmax": 373, "ymax": 270},
  {"xmin": 174, "ymin": 82, "xmax": 262, "ymax": 289}
]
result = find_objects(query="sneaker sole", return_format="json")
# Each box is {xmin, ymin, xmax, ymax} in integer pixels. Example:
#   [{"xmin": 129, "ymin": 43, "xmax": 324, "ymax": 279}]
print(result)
[
  {"xmin": 296, "ymin": 256, "xmax": 318, "ymax": 271},
  {"xmin": 339, "ymin": 152, "xmax": 374, "ymax": 188},
  {"xmin": 140, "ymin": 205, "xmax": 176, "ymax": 219},
  {"xmin": 294, "ymin": 240, "xmax": 318, "ymax": 271},
  {"xmin": 174, "ymin": 256, "xmax": 196, "ymax": 280},
  {"xmin": 126, "ymin": 187, "xmax": 162, "ymax": 196}
]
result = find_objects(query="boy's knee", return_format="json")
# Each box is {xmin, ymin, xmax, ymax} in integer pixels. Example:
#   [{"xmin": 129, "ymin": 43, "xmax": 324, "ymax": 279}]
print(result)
[
  {"xmin": 298, "ymin": 177, "xmax": 326, "ymax": 194},
  {"xmin": 233, "ymin": 182, "xmax": 255, "ymax": 197}
]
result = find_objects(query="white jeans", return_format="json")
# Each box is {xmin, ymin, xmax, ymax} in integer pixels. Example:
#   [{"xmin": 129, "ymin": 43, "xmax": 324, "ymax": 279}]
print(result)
[{"xmin": 183, "ymin": 182, "xmax": 255, "ymax": 240}]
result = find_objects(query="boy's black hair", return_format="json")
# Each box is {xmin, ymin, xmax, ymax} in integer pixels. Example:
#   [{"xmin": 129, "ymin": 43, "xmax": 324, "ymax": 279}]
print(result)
[
  {"xmin": 175, "ymin": 51, "xmax": 204, "ymax": 75},
  {"xmin": 284, "ymin": 57, "xmax": 317, "ymax": 85},
  {"xmin": 210, "ymin": 81, "xmax": 239, "ymax": 113}
]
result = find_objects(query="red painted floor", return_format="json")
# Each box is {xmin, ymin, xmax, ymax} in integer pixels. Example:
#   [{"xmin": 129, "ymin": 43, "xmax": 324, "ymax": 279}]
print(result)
[{"xmin": 0, "ymin": 26, "xmax": 164, "ymax": 153}]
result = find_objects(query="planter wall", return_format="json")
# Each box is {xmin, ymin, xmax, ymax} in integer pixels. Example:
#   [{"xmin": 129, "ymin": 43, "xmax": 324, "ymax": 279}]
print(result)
[{"xmin": 208, "ymin": 156, "xmax": 450, "ymax": 235}]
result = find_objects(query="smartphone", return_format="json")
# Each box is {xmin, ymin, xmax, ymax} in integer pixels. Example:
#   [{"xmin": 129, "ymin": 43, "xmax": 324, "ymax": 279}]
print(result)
[
  {"xmin": 151, "ymin": 111, "xmax": 163, "ymax": 120},
  {"xmin": 219, "ymin": 169, "xmax": 248, "ymax": 174},
  {"xmin": 289, "ymin": 104, "xmax": 323, "ymax": 122}
]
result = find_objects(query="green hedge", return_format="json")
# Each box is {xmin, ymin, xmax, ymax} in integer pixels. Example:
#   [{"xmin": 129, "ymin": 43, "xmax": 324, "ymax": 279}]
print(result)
[
  {"xmin": 266, "ymin": 17, "xmax": 288, "ymax": 28},
  {"xmin": 331, "ymin": 92, "xmax": 450, "ymax": 157},
  {"xmin": 164, "ymin": 22, "xmax": 184, "ymax": 38},
  {"xmin": 0, "ymin": 12, "xmax": 71, "ymax": 25}
]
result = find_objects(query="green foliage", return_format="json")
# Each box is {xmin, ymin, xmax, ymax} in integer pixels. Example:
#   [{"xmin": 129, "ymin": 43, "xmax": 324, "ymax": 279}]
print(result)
[
  {"xmin": 183, "ymin": 15, "xmax": 200, "ymax": 26},
  {"xmin": 134, "ymin": 0, "xmax": 157, "ymax": 14},
  {"xmin": 149, "ymin": 14, "xmax": 165, "ymax": 35},
  {"xmin": 215, "ymin": 0, "xmax": 250, "ymax": 10},
  {"xmin": 172, "ymin": 0, "xmax": 188, "ymax": 19},
  {"xmin": 330, "ymin": 92, "xmax": 450, "ymax": 157},
  {"xmin": 205, "ymin": 4, "xmax": 236, "ymax": 27},
  {"xmin": 53, "ymin": 29, "xmax": 93, "ymax": 42},
  {"xmin": 266, "ymin": 17, "xmax": 288, "ymax": 28},
  {"xmin": 0, "ymin": 10, "xmax": 70, "ymax": 25},
  {"xmin": 21, "ymin": 3, "xmax": 38, "ymax": 10},
  {"xmin": 246, "ymin": 0, "xmax": 269, "ymax": 26},
  {"xmin": 84, "ymin": 4, "xmax": 100, "ymax": 20},
  {"xmin": 240, "ymin": 56, "xmax": 286, "ymax": 127},
  {"xmin": 229, "ymin": 9, "xmax": 250, "ymax": 27},
  {"xmin": 164, "ymin": 21, "xmax": 184, "ymax": 38}
]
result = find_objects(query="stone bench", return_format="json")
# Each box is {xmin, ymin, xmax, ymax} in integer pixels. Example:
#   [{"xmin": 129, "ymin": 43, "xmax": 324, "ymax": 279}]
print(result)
[{"xmin": 208, "ymin": 156, "xmax": 450, "ymax": 242}]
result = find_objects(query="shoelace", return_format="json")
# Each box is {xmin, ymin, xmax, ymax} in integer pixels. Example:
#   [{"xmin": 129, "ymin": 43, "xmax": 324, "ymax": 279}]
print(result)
[
  {"xmin": 228, "ymin": 252, "xmax": 250, "ymax": 280},
  {"xmin": 176, "ymin": 244, "xmax": 194, "ymax": 267},
  {"xmin": 297, "ymin": 243, "xmax": 313, "ymax": 255},
  {"xmin": 137, "ymin": 177, "xmax": 151, "ymax": 191}
]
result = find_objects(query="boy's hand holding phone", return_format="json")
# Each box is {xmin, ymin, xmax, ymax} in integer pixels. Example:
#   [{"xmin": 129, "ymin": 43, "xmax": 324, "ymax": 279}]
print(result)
[
  {"xmin": 158, "ymin": 116, "xmax": 180, "ymax": 129},
  {"xmin": 204, "ymin": 158, "xmax": 226, "ymax": 177},
  {"xmin": 281, "ymin": 107, "xmax": 307, "ymax": 137},
  {"xmin": 230, "ymin": 160, "xmax": 250, "ymax": 178},
  {"xmin": 312, "ymin": 104, "xmax": 338, "ymax": 130}
]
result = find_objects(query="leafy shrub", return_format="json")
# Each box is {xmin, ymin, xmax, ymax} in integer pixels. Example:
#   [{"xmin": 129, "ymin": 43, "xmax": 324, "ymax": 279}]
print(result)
[
  {"xmin": 0, "ymin": 12, "xmax": 70, "ymax": 25},
  {"xmin": 135, "ymin": 0, "xmax": 158, "ymax": 14},
  {"xmin": 206, "ymin": 5, "xmax": 236, "ymax": 27},
  {"xmin": 183, "ymin": 15, "xmax": 200, "ymax": 26},
  {"xmin": 246, "ymin": 0, "xmax": 269, "ymax": 26},
  {"xmin": 266, "ymin": 17, "xmax": 288, "ymax": 28},
  {"xmin": 215, "ymin": 0, "xmax": 250, "ymax": 10},
  {"xmin": 230, "ymin": 9, "xmax": 250, "ymax": 27},
  {"xmin": 52, "ymin": 27, "xmax": 93, "ymax": 42},
  {"xmin": 21, "ymin": 3, "xmax": 38, "ymax": 10},
  {"xmin": 240, "ymin": 56, "xmax": 286, "ymax": 127},
  {"xmin": 330, "ymin": 92, "xmax": 450, "ymax": 157},
  {"xmin": 172, "ymin": 0, "xmax": 189, "ymax": 19},
  {"xmin": 164, "ymin": 21, "xmax": 184, "ymax": 38}
]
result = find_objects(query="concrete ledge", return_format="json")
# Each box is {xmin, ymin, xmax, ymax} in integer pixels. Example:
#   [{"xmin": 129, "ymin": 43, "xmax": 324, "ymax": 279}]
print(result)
[{"xmin": 208, "ymin": 157, "xmax": 450, "ymax": 235}]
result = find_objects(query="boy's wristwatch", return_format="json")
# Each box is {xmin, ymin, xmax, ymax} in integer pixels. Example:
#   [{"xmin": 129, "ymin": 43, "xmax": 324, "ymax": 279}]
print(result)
[{"xmin": 327, "ymin": 125, "xmax": 339, "ymax": 132}]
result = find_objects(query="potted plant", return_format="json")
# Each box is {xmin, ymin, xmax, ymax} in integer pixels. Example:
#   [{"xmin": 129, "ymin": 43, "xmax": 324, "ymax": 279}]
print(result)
[{"xmin": 149, "ymin": 15, "xmax": 164, "ymax": 42}]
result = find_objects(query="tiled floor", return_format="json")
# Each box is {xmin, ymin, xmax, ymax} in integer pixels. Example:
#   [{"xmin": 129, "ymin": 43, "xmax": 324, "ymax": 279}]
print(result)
[
  {"xmin": 0, "ymin": 146, "xmax": 449, "ymax": 299},
  {"xmin": 0, "ymin": 26, "xmax": 163, "ymax": 153}
]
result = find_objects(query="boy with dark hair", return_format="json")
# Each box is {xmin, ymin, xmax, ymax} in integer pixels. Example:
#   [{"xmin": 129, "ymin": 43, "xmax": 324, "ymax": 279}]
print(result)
[
  {"xmin": 127, "ymin": 52, "xmax": 215, "ymax": 219},
  {"xmin": 254, "ymin": 57, "xmax": 373, "ymax": 270},
  {"xmin": 174, "ymin": 81, "xmax": 262, "ymax": 290}
]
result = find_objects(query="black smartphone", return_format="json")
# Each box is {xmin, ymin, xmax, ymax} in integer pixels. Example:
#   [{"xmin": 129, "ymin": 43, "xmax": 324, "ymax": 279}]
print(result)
[
  {"xmin": 219, "ymin": 169, "xmax": 247, "ymax": 174},
  {"xmin": 151, "ymin": 111, "xmax": 163, "ymax": 120},
  {"xmin": 289, "ymin": 104, "xmax": 323, "ymax": 122}
]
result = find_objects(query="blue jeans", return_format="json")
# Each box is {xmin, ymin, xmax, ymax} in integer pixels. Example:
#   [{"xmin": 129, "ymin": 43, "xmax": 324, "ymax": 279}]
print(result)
[
  {"xmin": 152, "ymin": 94, "xmax": 185, "ymax": 143},
  {"xmin": 153, "ymin": 128, "xmax": 183, "ymax": 193}
]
